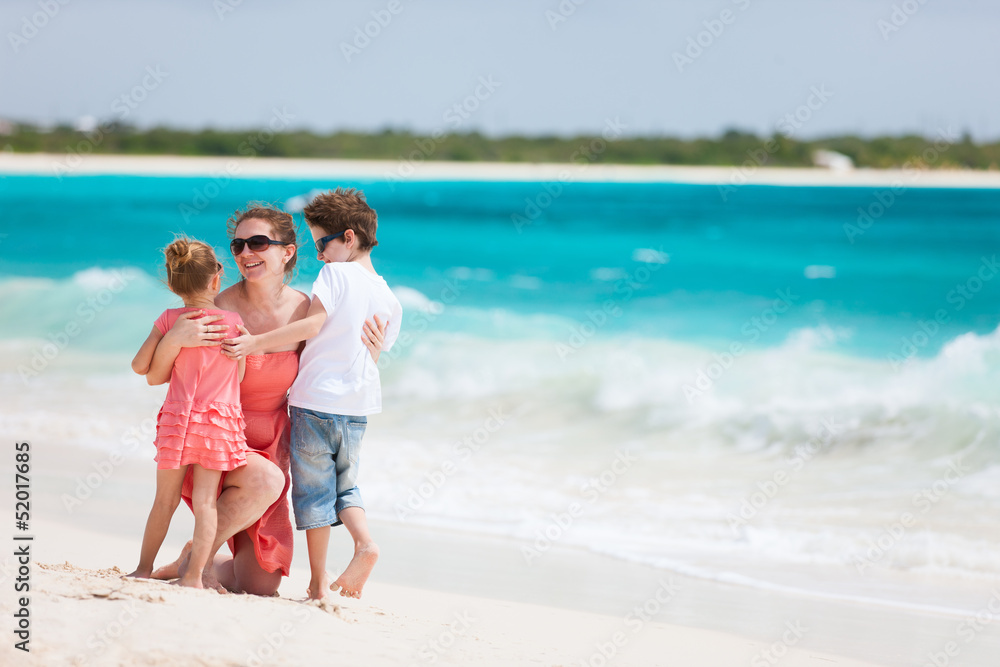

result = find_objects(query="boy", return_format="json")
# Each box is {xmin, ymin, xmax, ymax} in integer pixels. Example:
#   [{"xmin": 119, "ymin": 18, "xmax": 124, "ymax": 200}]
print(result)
[{"xmin": 227, "ymin": 188, "xmax": 402, "ymax": 599}]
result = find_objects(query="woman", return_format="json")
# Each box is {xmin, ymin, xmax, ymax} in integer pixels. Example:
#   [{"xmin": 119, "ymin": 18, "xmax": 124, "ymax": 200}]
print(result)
[{"xmin": 147, "ymin": 204, "xmax": 384, "ymax": 595}]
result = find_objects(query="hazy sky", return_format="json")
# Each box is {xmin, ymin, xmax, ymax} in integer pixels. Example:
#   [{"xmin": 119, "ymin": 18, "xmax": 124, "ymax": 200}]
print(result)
[{"xmin": 3, "ymin": 0, "xmax": 999, "ymax": 139}]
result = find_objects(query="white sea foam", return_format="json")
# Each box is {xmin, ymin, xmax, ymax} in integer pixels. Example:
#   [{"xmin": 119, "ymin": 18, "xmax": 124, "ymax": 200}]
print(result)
[
  {"xmin": 6, "ymin": 266, "xmax": 1000, "ymax": 607},
  {"xmin": 782, "ymin": 325, "xmax": 852, "ymax": 351},
  {"xmin": 446, "ymin": 266, "xmax": 496, "ymax": 281},
  {"xmin": 804, "ymin": 264, "xmax": 836, "ymax": 279},
  {"xmin": 363, "ymin": 324, "xmax": 1000, "ymax": 606},
  {"xmin": 589, "ymin": 267, "xmax": 627, "ymax": 281},
  {"xmin": 508, "ymin": 275, "xmax": 542, "ymax": 290},
  {"xmin": 71, "ymin": 266, "xmax": 148, "ymax": 291},
  {"xmin": 283, "ymin": 188, "xmax": 324, "ymax": 213},
  {"xmin": 392, "ymin": 285, "xmax": 444, "ymax": 314},
  {"xmin": 631, "ymin": 248, "xmax": 670, "ymax": 264}
]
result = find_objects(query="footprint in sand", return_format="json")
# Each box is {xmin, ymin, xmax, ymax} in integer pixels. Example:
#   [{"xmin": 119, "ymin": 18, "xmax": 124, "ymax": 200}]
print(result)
[{"xmin": 306, "ymin": 597, "xmax": 346, "ymax": 619}]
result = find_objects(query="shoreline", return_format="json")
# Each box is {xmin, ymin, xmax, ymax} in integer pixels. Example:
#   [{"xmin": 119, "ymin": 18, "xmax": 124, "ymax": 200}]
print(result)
[
  {"xmin": 3, "ymin": 360, "xmax": 1000, "ymax": 665},
  {"xmin": 1, "ymin": 152, "xmax": 1000, "ymax": 187},
  {"xmin": 6, "ymin": 554, "xmax": 893, "ymax": 667},
  {"xmin": 9, "ymin": 435, "xmax": 999, "ymax": 667}
]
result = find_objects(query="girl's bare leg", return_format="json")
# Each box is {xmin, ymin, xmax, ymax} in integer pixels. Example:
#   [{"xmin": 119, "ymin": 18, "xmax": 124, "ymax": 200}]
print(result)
[
  {"xmin": 128, "ymin": 467, "xmax": 187, "ymax": 578},
  {"xmin": 178, "ymin": 465, "xmax": 223, "ymax": 589}
]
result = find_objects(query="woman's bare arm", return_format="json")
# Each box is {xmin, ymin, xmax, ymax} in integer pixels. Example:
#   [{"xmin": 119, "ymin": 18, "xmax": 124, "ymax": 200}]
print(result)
[{"xmin": 361, "ymin": 314, "xmax": 388, "ymax": 363}]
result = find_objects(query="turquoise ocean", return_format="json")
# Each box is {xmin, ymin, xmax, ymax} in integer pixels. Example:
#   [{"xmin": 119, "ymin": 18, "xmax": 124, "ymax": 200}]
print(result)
[{"xmin": 3, "ymin": 173, "xmax": 1000, "ymax": 612}]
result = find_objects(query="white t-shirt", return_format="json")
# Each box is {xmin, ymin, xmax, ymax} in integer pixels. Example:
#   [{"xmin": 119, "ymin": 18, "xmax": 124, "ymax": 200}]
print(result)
[{"xmin": 288, "ymin": 262, "xmax": 403, "ymax": 416}]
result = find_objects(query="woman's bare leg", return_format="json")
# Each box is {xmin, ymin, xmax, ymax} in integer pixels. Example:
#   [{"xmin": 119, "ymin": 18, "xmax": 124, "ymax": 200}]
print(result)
[
  {"xmin": 150, "ymin": 540, "xmax": 191, "ymax": 580},
  {"xmin": 229, "ymin": 531, "xmax": 282, "ymax": 596},
  {"xmin": 210, "ymin": 551, "xmax": 237, "ymax": 592},
  {"xmin": 211, "ymin": 454, "xmax": 284, "ymax": 554}
]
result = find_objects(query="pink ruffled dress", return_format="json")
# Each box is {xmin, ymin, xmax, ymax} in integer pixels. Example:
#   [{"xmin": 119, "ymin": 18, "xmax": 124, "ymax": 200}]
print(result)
[{"xmin": 153, "ymin": 308, "xmax": 248, "ymax": 471}]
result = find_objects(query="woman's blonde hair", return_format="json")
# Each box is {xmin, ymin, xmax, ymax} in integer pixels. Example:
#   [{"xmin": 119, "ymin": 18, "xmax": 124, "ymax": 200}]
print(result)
[{"xmin": 164, "ymin": 237, "xmax": 219, "ymax": 297}]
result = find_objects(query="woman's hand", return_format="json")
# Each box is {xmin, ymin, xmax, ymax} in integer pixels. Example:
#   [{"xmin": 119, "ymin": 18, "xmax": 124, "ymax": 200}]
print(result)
[
  {"xmin": 145, "ymin": 311, "xmax": 225, "ymax": 385},
  {"xmin": 165, "ymin": 311, "xmax": 227, "ymax": 347},
  {"xmin": 361, "ymin": 314, "xmax": 388, "ymax": 363},
  {"xmin": 221, "ymin": 325, "xmax": 256, "ymax": 360}
]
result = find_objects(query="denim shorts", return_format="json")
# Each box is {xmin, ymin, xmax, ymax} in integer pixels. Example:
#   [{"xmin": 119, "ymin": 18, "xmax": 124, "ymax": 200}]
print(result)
[{"xmin": 289, "ymin": 406, "xmax": 367, "ymax": 530}]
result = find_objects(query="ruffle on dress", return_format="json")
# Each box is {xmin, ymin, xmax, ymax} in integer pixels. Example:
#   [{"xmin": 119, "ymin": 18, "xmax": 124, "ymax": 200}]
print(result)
[{"xmin": 155, "ymin": 400, "xmax": 248, "ymax": 471}]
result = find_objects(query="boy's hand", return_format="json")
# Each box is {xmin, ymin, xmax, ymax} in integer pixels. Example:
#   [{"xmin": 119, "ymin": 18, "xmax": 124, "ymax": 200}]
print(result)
[
  {"xmin": 362, "ymin": 314, "xmax": 388, "ymax": 363},
  {"xmin": 221, "ymin": 325, "xmax": 256, "ymax": 360},
  {"xmin": 167, "ymin": 311, "xmax": 227, "ymax": 347}
]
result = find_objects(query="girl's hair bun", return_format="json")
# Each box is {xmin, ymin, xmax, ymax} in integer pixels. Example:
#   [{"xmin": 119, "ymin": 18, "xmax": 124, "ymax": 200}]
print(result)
[{"xmin": 163, "ymin": 237, "xmax": 219, "ymax": 297}]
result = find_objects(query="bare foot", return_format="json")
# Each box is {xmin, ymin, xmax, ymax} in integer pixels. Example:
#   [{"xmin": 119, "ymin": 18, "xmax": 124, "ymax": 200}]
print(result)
[
  {"xmin": 151, "ymin": 541, "xmax": 192, "ymax": 580},
  {"xmin": 125, "ymin": 568, "xmax": 151, "ymax": 579},
  {"xmin": 306, "ymin": 571, "xmax": 332, "ymax": 601},
  {"xmin": 202, "ymin": 564, "xmax": 227, "ymax": 594},
  {"xmin": 176, "ymin": 573, "xmax": 205, "ymax": 590},
  {"xmin": 333, "ymin": 543, "xmax": 379, "ymax": 599}
]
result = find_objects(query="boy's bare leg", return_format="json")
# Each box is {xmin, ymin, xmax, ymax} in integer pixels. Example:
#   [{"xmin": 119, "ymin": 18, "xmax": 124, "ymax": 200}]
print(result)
[
  {"xmin": 333, "ymin": 507, "xmax": 379, "ymax": 599},
  {"xmin": 305, "ymin": 525, "xmax": 332, "ymax": 600}
]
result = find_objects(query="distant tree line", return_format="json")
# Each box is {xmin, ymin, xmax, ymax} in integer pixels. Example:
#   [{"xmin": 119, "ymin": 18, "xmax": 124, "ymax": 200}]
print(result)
[{"xmin": 3, "ymin": 123, "xmax": 998, "ymax": 170}]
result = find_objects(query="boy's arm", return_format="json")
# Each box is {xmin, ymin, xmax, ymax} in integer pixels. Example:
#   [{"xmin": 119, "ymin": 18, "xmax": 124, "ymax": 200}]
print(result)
[
  {"xmin": 131, "ymin": 327, "xmax": 164, "ymax": 376},
  {"xmin": 221, "ymin": 296, "xmax": 327, "ymax": 359}
]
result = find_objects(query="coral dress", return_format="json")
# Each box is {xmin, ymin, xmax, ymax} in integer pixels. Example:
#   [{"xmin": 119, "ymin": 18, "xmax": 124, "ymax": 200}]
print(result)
[
  {"xmin": 153, "ymin": 308, "xmax": 247, "ymax": 471},
  {"xmin": 181, "ymin": 350, "xmax": 298, "ymax": 577}
]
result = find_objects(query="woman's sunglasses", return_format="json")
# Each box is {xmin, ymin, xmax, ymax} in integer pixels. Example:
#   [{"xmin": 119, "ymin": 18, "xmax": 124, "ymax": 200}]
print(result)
[{"xmin": 230, "ymin": 235, "xmax": 292, "ymax": 255}]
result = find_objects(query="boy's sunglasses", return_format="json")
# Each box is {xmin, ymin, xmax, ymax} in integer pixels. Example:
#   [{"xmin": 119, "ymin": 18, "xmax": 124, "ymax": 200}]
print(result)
[
  {"xmin": 230, "ymin": 235, "xmax": 291, "ymax": 255},
  {"xmin": 315, "ymin": 230, "xmax": 346, "ymax": 253}
]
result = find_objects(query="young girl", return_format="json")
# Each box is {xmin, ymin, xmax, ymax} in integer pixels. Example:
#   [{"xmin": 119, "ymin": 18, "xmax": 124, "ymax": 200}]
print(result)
[{"xmin": 128, "ymin": 238, "xmax": 248, "ymax": 589}]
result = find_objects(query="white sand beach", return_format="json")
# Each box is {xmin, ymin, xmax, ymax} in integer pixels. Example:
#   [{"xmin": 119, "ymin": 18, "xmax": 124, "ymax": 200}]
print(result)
[
  {"xmin": 0, "ymin": 433, "xmax": 994, "ymax": 667},
  {"xmin": 3, "ymin": 513, "xmax": 890, "ymax": 667},
  {"xmin": 1, "ymin": 152, "xmax": 1000, "ymax": 188},
  {"xmin": 3, "ymin": 559, "xmax": 890, "ymax": 667}
]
